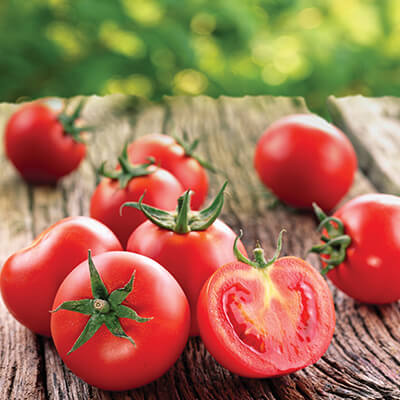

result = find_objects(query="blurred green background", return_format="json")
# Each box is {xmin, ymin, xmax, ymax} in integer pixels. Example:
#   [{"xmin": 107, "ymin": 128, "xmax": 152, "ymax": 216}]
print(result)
[{"xmin": 1, "ymin": 0, "xmax": 399, "ymax": 114}]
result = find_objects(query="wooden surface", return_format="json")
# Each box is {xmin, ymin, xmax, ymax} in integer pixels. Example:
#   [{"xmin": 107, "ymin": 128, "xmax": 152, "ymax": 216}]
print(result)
[{"xmin": 0, "ymin": 95, "xmax": 400, "ymax": 399}]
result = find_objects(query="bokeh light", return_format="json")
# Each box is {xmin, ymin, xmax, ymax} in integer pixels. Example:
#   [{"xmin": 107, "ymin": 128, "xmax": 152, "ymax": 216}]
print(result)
[{"xmin": 0, "ymin": 0, "xmax": 399, "ymax": 114}]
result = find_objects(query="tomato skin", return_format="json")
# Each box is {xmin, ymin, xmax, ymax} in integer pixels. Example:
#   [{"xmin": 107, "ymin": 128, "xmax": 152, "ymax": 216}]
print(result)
[
  {"xmin": 51, "ymin": 251, "xmax": 190, "ymax": 391},
  {"xmin": 254, "ymin": 114, "xmax": 357, "ymax": 211},
  {"xmin": 126, "ymin": 219, "xmax": 247, "ymax": 336},
  {"xmin": 90, "ymin": 166, "xmax": 184, "ymax": 248},
  {"xmin": 197, "ymin": 257, "xmax": 335, "ymax": 378},
  {"xmin": 325, "ymin": 194, "xmax": 400, "ymax": 304},
  {"xmin": 0, "ymin": 217, "xmax": 122, "ymax": 336},
  {"xmin": 128, "ymin": 134, "xmax": 208, "ymax": 209},
  {"xmin": 5, "ymin": 103, "xmax": 86, "ymax": 184}
]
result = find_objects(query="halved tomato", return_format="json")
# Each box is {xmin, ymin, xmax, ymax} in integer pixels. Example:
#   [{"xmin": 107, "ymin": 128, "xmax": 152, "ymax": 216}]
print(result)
[{"xmin": 197, "ymin": 231, "xmax": 335, "ymax": 377}]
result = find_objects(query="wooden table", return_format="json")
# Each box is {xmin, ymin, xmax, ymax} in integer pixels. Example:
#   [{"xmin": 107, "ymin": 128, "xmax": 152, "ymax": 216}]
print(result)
[{"xmin": 1, "ymin": 95, "xmax": 400, "ymax": 400}]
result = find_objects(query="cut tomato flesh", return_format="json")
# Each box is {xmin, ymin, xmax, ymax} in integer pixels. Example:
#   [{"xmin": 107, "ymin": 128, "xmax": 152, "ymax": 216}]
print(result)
[{"xmin": 222, "ymin": 269, "xmax": 318, "ymax": 361}]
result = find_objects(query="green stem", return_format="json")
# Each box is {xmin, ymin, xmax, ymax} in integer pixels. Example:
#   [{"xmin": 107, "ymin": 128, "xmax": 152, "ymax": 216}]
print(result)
[
  {"xmin": 233, "ymin": 229, "xmax": 285, "ymax": 269},
  {"xmin": 57, "ymin": 98, "xmax": 93, "ymax": 143},
  {"xmin": 310, "ymin": 202, "xmax": 351, "ymax": 274},
  {"xmin": 174, "ymin": 190, "xmax": 192, "ymax": 234},
  {"xmin": 52, "ymin": 250, "xmax": 152, "ymax": 355},
  {"xmin": 99, "ymin": 144, "xmax": 155, "ymax": 188},
  {"xmin": 121, "ymin": 181, "xmax": 228, "ymax": 233},
  {"xmin": 173, "ymin": 131, "xmax": 217, "ymax": 173}
]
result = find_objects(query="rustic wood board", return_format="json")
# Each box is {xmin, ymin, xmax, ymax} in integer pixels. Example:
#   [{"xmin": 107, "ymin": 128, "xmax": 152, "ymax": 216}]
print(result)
[
  {"xmin": 327, "ymin": 95, "xmax": 400, "ymax": 195},
  {"xmin": 0, "ymin": 95, "xmax": 399, "ymax": 399}
]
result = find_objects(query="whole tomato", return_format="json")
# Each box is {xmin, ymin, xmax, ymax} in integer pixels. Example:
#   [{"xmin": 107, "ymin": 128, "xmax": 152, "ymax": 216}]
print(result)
[
  {"xmin": 311, "ymin": 194, "xmax": 400, "ymax": 304},
  {"xmin": 254, "ymin": 114, "xmax": 357, "ymax": 211},
  {"xmin": 197, "ymin": 231, "xmax": 335, "ymax": 378},
  {"xmin": 128, "ymin": 133, "xmax": 213, "ymax": 209},
  {"xmin": 125, "ymin": 182, "xmax": 247, "ymax": 336},
  {"xmin": 51, "ymin": 251, "xmax": 190, "ymax": 391},
  {"xmin": 0, "ymin": 216, "xmax": 122, "ymax": 336},
  {"xmin": 90, "ymin": 145, "xmax": 184, "ymax": 248},
  {"xmin": 5, "ymin": 99, "xmax": 90, "ymax": 184}
]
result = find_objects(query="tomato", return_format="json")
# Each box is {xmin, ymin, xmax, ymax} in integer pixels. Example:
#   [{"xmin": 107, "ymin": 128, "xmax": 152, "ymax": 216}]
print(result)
[
  {"xmin": 197, "ymin": 231, "xmax": 335, "ymax": 378},
  {"xmin": 254, "ymin": 114, "xmax": 357, "ymax": 211},
  {"xmin": 51, "ymin": 251, "xmax": 190, "ymax": 391},
  {"xmin": 311, "ymin": 194, "xmax": 400, "ymax": 304},
  {"xmin": 0, "ymin": 216, "xmax": 122, "ymax": 336},
  {"xmin": 125, "ymin": 182, "xmax": 247, "ymax": 336},
  {"xmin": 5, "ymin": 99, "xmax": 89, "ymax": 184},
  {"xmin": 128, "ymin": 133, "xmax": 211, "ymax": 209},
  {"xmin": 90, "ymin": 146, "xmax": 184, "ymax": 248}
]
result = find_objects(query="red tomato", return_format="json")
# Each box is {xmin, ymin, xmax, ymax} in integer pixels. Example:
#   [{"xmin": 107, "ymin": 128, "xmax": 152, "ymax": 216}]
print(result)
[
  {"xmin": 51, "ymin": 251, "xmax": 190, "ymax": 391},
  {"xmin": 128, "ymin": 133, "xmax": 209, "ymax": 209},
  {"xmin": 0, "ymin": 216, "xmax": 122, "ymax": 336},
  {"xmin": 312, "ymin": 194, "xmax": 400, "ymax": 304},
  {"xmin": 90, "ymin": 161, "xmax": 184, "ymax": 248},
  {"xmin": 254, "ymin": 114, "xmax": 357, "ymax": 211},
  {"xmin": 5, "ymin": 100, "xmax": 88, "ymax": 184},
  {"xmin": 125, "ymin": 183, "xmax": 247, "ymax": 336},
  {"xmin": 197, "ymin": 232, "xmax": 335, "ymax": 378}
]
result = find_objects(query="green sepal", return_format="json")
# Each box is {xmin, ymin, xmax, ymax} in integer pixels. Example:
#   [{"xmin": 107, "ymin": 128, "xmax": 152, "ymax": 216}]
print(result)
[
  {"xmin": 309, "ymin": 202, "xmax": 351, "ymax": 275},
  {"xmin": 99, "ymin": 144, "xmax": 155, "ymax": 189},
  {"xmin": 108, "ymin": 272, "xmax": 135, "ymax": 309},
  {"xmin": 174, "ymin": 131, "xmax": 217, "ymax": 173},
  {"xmin": 233, "ymin": 229, "xmax": 285, "ymax": 269},
  {"xmin": 104, "ymin": 317, "xmax": 136, "ymax": 347},
  {"xmin": 67, "ymin": 314, "xmax": 104, "ymax": 355},
  {"xmin": 88, "ymin": 249, "xmax": 108, "ymax": 300},
  {"xmin": 58, "ymin": 98, "xmax": 93, "ymax": 144},
  {"xmin": 121, "ymin": 181, "xmax": 228, "ymax": 234},
  {"xmin": 115, "ymin": 304, "xmax": 153, "ymax": 323},
  {"xmin": 52, "ymin": 250, "xmax": 152, "ymax": 355}
]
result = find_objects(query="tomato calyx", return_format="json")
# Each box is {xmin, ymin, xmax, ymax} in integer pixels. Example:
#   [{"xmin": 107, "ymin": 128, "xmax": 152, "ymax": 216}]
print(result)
[
  {"xmin": 234, "ymin": 229, "xmax": 285, "ymax": 269},
  {"xmin": 52, "ymin": 250, "xmax": 152, "ymax": 355},
  {"xmin": 99, "ymin": 144, "xmax": 156, "ymax": 189},
  {"xmin": 309, "ymin": 203, "xmax": 351, "ymax": 274},
  {"xmin": 122, "ymin": 181, "xmax": 227, "ymax": 234},
  {"xmin": 174, "ymin": 131, "xmax": 216, "ymax": 173},
  {"xmin": 57, "ymin": 98, "xmax": 92, "ymax": 144}
]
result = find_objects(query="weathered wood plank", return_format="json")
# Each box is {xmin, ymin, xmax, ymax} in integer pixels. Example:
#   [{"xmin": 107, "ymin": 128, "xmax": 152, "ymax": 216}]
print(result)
[
  {"xmin": 0, "ymin": 103, "xmax": 46, "ymax": 400},
  {"xmin": 327, "ymin": 95, "xmax": 400, "ymax": 195},
  {"xmin": 1, "ymin": 95, "xmax": 400, "ymax": 399}
]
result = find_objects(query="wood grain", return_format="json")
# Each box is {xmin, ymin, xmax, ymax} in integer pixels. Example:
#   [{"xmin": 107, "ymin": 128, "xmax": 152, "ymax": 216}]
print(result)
[
  {"xmin": 0, "ymin": 95, "xmax": 399, "ymax": 399},
  {"xmin": 327, "ymin": 95, "xmax": 400, "ymax": 195}
]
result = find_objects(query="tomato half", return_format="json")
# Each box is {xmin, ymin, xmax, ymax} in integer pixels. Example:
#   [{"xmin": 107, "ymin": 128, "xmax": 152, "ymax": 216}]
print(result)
[
  {"xmin": 5, "ymin": 100, "xmax": 88, "ymax": 184},
  {"xmin": 0, "ymin": 216, "xmax": 122, "ymax": 336},
  {"xmin": 128, "ymin": 133, "xmax": 209, "ymax": 209},
  {"xmin": 51, "ymin": 251, "xmax": 190, "ymax": 391},
  {"xmin": 197, "ymin": 233, "xmax": 335, "ymax": 378},
  {"xmin": 312, "ymin": 194, "xmax": 400, "ymax": 304},
  {"xmin": 254, "ymin": 114, "xmax": 357, "ymax": 211}
]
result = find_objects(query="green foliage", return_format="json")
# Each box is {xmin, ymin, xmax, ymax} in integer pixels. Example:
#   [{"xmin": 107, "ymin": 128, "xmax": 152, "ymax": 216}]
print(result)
[{"xmin": 1, "ymin": 0, "xmax": 399, "ymax": 114}]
